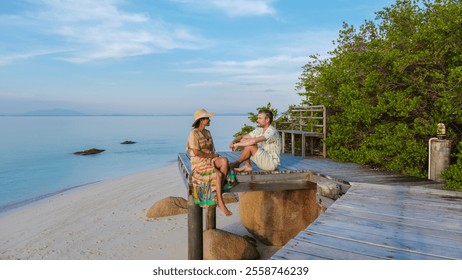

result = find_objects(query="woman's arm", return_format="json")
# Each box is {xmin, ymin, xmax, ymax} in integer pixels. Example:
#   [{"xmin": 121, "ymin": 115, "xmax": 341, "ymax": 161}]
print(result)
[{"xmin": 191, "ymin": 148, "xmax": 218, "ymax": 158}]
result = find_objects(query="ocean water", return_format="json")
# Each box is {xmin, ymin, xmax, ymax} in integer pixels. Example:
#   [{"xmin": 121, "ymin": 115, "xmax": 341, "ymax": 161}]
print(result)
[{"xmin": 0, "ymin": 115, "xmax": 249, "ymax": 211}]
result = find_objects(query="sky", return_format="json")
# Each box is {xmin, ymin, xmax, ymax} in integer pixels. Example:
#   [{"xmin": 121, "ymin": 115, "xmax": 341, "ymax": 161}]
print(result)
[{"xmin": 0, "ymin": 0, "xmax": 396, "ymax": 115}]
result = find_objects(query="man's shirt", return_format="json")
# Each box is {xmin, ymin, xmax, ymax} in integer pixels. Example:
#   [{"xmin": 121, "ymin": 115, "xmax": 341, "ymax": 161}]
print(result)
[{"xmin": 249, "ymin": 125, "xmax": 282, "ymax": 164}]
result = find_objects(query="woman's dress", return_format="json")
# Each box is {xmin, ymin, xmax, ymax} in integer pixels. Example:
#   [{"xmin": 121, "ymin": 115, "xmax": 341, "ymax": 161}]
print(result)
[{"xmin": 186, "ymin": 128, "xmax": 218, "ymax": 207}]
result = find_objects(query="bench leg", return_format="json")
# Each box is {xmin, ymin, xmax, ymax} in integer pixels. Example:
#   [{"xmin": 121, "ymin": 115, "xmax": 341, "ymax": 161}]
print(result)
[
  {"xmin": 188, "ymin": 194, "xmax": 203, "ymax": 260},
  {"xmin": 206, "ymin": 207, "xmax": 216, "ymax": 230}
]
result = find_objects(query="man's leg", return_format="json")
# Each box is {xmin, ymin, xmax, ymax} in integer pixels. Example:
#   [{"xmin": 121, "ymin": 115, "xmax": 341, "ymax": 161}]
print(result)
[{"xmin": 232, "ymin": 145, "xmax": 258, "ymax": 172}]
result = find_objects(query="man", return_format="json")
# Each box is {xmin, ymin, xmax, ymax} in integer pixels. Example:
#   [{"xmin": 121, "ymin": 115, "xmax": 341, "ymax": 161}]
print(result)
[{"xmin": 229, "ymin": 109, "xmax": 281, "ymax": 172}]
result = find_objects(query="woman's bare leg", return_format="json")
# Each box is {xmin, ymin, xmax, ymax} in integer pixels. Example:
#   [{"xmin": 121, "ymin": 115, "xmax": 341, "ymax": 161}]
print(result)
[
  {"xmin": 214, "ymin": 157, "xmax": 229, "ymax": 186},
  {"xmin": 215, "ymin": 169, "xmax": 232, "ymax": 216}
]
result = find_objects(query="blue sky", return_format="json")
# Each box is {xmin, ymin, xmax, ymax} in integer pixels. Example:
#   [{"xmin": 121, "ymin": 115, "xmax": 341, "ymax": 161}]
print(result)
[{"xmin": 0, "ymin": 0, "xmax": 396, "ymax": 115}]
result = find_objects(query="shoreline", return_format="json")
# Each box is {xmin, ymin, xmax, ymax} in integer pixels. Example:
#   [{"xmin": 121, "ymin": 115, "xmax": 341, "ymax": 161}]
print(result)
[
  {"xmin": 0, "ymin": 180, "xmax": 103, "ymax": 215},
  {"xmin": 0, "ymin": 163, "xmax": 279, "ymax": 260},
  {"xmin": 0, "ymin": 160, "xmax": 177, "ymax": 215}
]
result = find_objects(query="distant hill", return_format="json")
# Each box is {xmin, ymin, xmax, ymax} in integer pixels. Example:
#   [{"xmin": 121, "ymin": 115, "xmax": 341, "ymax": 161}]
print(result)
[{"xmin": 22, "ymin": 109, "xmax": 87, "ymax": 116}]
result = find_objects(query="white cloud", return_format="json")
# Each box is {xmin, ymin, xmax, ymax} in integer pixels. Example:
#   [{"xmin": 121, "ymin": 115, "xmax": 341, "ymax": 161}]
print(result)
[
  {"xmin": 0, "ymin": 50, "xmax": 69, "ymax": 65},
  {"xmin": 169, "ymin": 0, "xmax": 276, "ymax": 17},
  {"xmin": 3, "ymin": 0, "xmax": 210, "ymax": 63},
  {"xmin": 183, "ymin": 55, "xmax": 307, "ymax": 75},
  {"xmin": 42, "ymin": 0, "xmax": 211, "ymax": 62},
  {"xmin": 179, "ymin": 54, "xmax": 309, "ymax": 101},
  {"xmin": 209, "ymin": 0, "xmax": 275, "ymax": 17}
]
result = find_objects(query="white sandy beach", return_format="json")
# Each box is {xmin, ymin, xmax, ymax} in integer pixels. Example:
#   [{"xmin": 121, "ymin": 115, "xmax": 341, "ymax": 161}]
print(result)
[{"xmin": 0, "ymin": 164, "xmax": 277, "ymax": 260}]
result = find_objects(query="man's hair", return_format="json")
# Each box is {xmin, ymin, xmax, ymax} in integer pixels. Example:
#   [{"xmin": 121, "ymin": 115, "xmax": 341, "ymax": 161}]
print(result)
[{"xmin": 258, "ymin": 109, "xmax": 273, "ymax": 124}]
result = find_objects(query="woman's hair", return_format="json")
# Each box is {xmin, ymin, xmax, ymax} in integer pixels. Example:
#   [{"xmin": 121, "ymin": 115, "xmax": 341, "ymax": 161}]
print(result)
[
  {"xmin": 193, "ymin": 118, "xmax": 204, "ymax": 128},
  {"xmin": 258, "ymin": 109, "xmax": 273, "ymax": 124}
]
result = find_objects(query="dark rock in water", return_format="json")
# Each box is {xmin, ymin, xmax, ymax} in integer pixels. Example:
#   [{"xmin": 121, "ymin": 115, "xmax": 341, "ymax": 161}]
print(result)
[
  {"xmin": 73, "ymin": 148, "xmax": 105, "ymax": 155},
  {"xmin": 121, "ymin": 140, "xmax": 136, "ymax": 144}
]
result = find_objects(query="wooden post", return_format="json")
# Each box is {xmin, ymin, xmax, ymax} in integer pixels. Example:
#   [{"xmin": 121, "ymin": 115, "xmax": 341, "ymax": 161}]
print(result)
[
  {"xmin": 281, "ymin": 131, "xmax": 286, "ymax": 154},
  {"xmin": 291, "ymin": 133, "xmax": 295, "ymax": 156},
  {"xmin": 206, "ymin": 207, "xmax": 216, "ymax": 230},
  {"xmin": 322, "ymin": 105, "xmax": 327, "ymax": 158},
  {"xmin": 188, "ymin": 194, "xmax": 203, "ymax": 260}
]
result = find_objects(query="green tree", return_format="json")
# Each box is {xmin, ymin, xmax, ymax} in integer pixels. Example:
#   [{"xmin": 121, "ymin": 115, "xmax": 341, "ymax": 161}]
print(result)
[
  {"xmin": 234, "ymin": 102, "xmax": 278, "ymax": 137},
  {"xmin": 441, "ymin": 142, "xmax": 462, "ymax": 189},
  {"xmin": 297, "ymin": 0, "xmax": 462, "ymax": 178}
]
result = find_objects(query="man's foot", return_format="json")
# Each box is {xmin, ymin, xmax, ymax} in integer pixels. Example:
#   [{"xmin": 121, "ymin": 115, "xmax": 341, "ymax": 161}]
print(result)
[
  {"xmin": 234, "ymin": 165, "xmax": 252, "ymax": 172},
  {"xmin": 217, "ymin": 203, "xmax": 232, "ymax": 216},
  {"xmin": 229, "ymin": 161, "xmax": 240, "ymax": 170}
]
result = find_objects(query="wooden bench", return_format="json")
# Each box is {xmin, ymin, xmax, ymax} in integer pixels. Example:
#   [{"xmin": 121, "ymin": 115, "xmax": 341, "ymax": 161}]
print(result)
[
  {"xmin": 274, "ymin": 105, "xmax": 326, "ymax": 158},
  {"xmin": 178, "ymin": 151, "xmax": 315, "ymax": 260}
]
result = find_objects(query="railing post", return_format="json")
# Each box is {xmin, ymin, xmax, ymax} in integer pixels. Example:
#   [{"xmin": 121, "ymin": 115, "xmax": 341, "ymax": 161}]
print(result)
[
  {"xmin": 322, "ymin": 105, "xmax": 327, "ymax": 158},
  {"xmin": 281, "ymin": 131, "xmax": 286, "ymax": 153}
]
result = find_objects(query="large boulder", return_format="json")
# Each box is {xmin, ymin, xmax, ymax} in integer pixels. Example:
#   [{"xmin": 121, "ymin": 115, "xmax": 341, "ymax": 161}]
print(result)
[
  {"xmin": 203, "ymin": 229, "xmax": 260, "ymax": 260},
  {"xmin": 146, "ymin": 196, "xmax": 188, "ymax": 218},
  {"xmin": 239, "ymin": 188, "xmax": 321, "ymax": 246},
  {"xmin": 315, "ymin": 178, "xmax": 350, "ymax": 210},
  {"xmin": 316, "ymin": 177, "xmax": 350, "ymax": 200}
]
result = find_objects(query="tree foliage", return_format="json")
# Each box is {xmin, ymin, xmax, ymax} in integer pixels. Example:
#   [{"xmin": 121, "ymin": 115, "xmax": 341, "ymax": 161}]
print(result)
[
  {"xmin": 441, "ymin": 142, "xmax": 462, "ymax": 189},
  {"xmin": 297, "ymin": 0, "xmax": 462, "ymax": 179},
  {"xmin": 233, "ymin": 102, "xmax": 278, "ymax": 137}
]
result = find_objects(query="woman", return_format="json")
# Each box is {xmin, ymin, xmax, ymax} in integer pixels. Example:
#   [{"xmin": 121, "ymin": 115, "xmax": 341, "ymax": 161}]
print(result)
[{"xmin": 186, "ymin": 108, "xmax": 232, "ymax": 216}]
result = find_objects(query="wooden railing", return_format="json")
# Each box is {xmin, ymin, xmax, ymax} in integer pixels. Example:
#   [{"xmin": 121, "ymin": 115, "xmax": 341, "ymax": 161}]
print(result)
[{"xmin": 274, "ymin": 105, "xmax": 326, "ymax": 158}]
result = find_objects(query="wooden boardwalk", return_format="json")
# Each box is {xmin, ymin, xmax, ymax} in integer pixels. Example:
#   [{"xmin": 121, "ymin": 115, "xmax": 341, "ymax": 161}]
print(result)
[
  {"xmin": 270, "ymin": 156, "xmax": 462, "ymax": 260},
  {"xmin": 178, "ymin": 152, "xmax": 462, "ymax": 260}
]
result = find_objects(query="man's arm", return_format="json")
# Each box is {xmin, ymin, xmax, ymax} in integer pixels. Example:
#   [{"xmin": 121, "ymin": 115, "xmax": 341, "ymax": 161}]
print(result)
[
  {"xmin": 231, "ymin": 135, "xmax": 266, "ymax": 150},
  {"xmin": 229, "ymin": 134, "xmax": 252, "ymax": 150}
]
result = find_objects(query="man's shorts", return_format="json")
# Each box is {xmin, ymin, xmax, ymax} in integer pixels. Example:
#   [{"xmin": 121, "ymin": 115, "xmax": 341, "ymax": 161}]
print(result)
[{"xmin": 250, "ymin": 149, "xmax": 278, "ymax": 171}]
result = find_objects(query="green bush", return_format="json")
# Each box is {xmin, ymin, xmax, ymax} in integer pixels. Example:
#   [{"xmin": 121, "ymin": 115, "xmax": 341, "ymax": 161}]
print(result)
[
  {"xmin": 297, "ymin": 0, "xmax": 462, "ymax": 178},
  {"xmin": 441, "ymin": 142, "xmax": 462, "ymax": 190}
]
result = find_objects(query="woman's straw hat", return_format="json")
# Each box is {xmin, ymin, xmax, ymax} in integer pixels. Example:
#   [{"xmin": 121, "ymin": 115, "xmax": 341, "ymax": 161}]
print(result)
[{"xmin": 192, "ymin": 108, "xmax": 215, "ymax": 127}]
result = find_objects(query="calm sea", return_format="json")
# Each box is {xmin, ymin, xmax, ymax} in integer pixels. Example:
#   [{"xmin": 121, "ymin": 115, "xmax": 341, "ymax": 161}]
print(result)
[{"xmin": 0, "ymin": 115, "xmax": 249, "ymax": 211}]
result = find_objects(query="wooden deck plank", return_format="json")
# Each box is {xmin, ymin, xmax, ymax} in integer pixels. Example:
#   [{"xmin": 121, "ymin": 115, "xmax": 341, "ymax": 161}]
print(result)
[
  {"xmin": 269, "ymin": 158, "xmax": 461, "ymax": 260},
  {"xmin": 305, "ymin": 213, "xmax": 462, "ymax": 258},
  {"xmin": 350, "ymin": 182, "xmax": 462, "ymax": 197},
  {"xmin": 336, "ymin": 197, "xmax": 462, "ymax": 225},
  {"xmin": 270, "ymin": 248, "xmax": 330, "ymax": 260},
  {"xmin": 340, "ymin": 188, "xmax": 462, "ymax": 213},
  {"xmin": 343, "ymin": 190, "xmax": 462, "ymax": 212},
  {"xmin": 290, "ymin": 230, "xmax": 452, "ymax": 260},
  {"xmin": 326, "ymin": 207, "xmax": 462, "ymax": 241},
  {"xmin": 275, "ymin": 237, "xmax": 384, "ymax": 260},
  {"xmin": 230, "ymin": 180, "xmax": 316, "ymax": 193}
]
